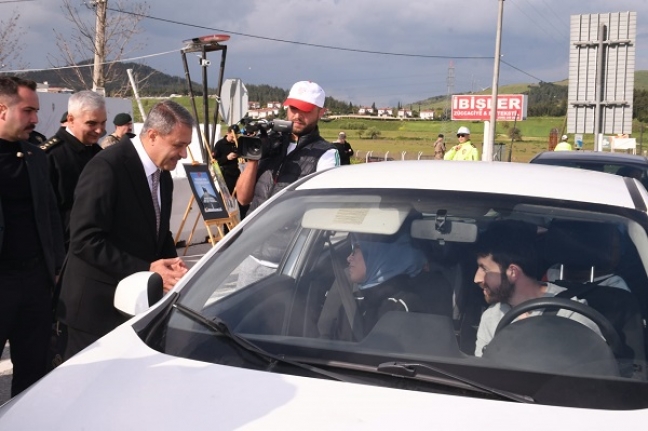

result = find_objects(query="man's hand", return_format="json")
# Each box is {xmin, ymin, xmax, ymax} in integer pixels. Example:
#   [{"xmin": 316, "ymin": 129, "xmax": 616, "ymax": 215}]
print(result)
[
  {"xmin": 227, "ymin": 152, "xmax": 238, "ymax": 160},
  {"xmin": 150, "ymin": 257, "xmax": 188, "ymax": 293}
]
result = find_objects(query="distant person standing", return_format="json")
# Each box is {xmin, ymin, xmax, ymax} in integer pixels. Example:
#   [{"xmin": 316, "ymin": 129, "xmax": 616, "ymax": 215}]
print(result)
[
  {"xmin": 444, "ymin": 126, "xmax": 479, "ymax": 161},
  {"xmin": 100, "ymin": 113, "xmax": 135, "ymax": 149},
  {"xmin": 433, "ymin": 134, "xmax": 445, "ymax": 160},
  {"xmin": 0, "ymin": 77, "xmax": 65, "ymax": 396},
  {"xmin": 554, "ymin": 135, "xmax": 573, "ymax": 151},
  {"xmin": 41, "ymin": 91, "xmax": 106, "ymax": 248},
  {"xmin": 212, "ymin": 125, "xmax": 240, "ymax": 194},
  {"xmin": 334, "ymin": 131, "xmax": 354, "ymax": 165}
]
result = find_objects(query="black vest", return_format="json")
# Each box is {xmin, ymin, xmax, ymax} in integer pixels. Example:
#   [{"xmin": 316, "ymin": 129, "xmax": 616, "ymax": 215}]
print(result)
[{"xmin": 249, "ymin": 129, "xmax": 333, "ymax": 213}]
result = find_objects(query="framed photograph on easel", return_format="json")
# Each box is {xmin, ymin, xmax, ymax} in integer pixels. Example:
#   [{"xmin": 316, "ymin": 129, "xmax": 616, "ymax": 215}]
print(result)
[{"xmin": 184, "ymin": 163, "xmax": 229, "ymax": 220}]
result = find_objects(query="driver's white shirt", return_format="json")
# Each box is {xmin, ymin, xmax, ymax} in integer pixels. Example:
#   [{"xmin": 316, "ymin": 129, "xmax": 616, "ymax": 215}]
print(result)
[{"xmin": 474, "ymin": 283, "xmax": 601, "ymax": 357}]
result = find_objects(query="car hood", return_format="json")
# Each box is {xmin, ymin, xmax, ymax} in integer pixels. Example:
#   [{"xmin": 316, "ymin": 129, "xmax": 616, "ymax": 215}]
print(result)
[{"xmin": 0, "ymin": 323, "xmax": 641, "ymax": 430}]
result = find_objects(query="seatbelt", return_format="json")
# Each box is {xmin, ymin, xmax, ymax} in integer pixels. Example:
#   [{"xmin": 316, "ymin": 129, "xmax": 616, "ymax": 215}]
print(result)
[{"xmin": 320, "ymin": 239, "xmax": 364, "ymax": 341}]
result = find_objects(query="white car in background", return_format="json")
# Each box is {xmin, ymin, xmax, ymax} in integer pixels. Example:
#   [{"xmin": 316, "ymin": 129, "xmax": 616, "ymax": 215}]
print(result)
[{"xmin": 1, "ymin": 161, "xmax": 648, "ymax": 429}]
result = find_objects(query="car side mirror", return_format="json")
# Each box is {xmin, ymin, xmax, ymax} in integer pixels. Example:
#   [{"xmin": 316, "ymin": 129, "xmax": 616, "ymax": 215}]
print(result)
[{"xmin": 114, "ymin": 271, "xmax": 164, "ymax": 317}]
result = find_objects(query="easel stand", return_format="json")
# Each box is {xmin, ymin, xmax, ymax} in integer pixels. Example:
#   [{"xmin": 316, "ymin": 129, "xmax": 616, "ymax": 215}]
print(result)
[
  {"xmin": 174, "ymin": 152, "xmax": 240, "ymax": 256},
  {"xmin": 174, "ymin": 194, "xmax": 239, "ymax": 256}
]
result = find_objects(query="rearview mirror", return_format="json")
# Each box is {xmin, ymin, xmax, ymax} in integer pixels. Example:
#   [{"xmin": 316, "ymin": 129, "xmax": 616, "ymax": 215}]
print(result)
[{"xmin": 411, "ymin": 219, "xmax": 478, "ymax": 243}]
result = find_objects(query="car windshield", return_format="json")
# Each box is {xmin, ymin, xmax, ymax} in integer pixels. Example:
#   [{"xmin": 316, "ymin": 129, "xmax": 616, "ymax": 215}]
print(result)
[{"xmin": 160, "ymin": 188, "xmax": 648, "ymax": 409}]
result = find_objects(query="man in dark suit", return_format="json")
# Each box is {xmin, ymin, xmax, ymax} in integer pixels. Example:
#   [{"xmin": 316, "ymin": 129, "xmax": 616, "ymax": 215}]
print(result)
[
  {"xmin": 59, "ymin": 100, "xmax": 192, "ymax": 359},
  {"xmin": 0, "ymin": 77, "xmax": 65, "ymax": 396}
]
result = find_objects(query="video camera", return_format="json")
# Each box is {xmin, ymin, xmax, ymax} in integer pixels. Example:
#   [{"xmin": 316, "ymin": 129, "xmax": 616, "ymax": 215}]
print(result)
[{"xmin": 233, "ymin": 118, "xmax": 293, "ymax": 161}]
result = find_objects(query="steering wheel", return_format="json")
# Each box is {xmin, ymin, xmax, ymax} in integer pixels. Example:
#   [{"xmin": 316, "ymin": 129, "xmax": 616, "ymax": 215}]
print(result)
[{"xmin": 495, "ymin": 297, "xmax": 623, "ymax": 356}]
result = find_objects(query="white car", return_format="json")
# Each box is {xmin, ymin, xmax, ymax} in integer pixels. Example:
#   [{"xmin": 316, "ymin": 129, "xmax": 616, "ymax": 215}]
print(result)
[{"xmin": 2, "ymin": 161, "xmax": 648, "ymax": 429}]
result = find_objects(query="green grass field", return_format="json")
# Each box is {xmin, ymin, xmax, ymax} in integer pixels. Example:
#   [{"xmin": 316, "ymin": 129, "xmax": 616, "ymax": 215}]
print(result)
[
  {"xmin": 135, "ymin": 97, "xmax": 647, "ymax": 163},
  {"xmin": 318, "ymin": 117, "xmax": 589, "ymax": 163}
]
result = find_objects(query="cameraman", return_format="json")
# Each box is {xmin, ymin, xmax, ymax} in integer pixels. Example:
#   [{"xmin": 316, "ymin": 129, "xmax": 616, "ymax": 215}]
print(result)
[
  {"xmin": 212, "ymin": 125, "xmax": 240, "ymax": 195},
  {"xmin": 236, "ymin": 81, "xmax": 339, "ymax": 215}
]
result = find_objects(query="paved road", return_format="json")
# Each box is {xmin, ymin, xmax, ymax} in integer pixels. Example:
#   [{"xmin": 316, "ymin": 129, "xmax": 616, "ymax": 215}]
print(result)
[{"xmin": 0, "ymin": 243, "xmax": 213, "ymax": 406}]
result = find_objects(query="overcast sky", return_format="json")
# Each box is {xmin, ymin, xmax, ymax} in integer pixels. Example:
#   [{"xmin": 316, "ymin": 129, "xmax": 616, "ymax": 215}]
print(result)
[{"xmin": 5, "ymin": 0, "xmax": 648, "ymax": 107}]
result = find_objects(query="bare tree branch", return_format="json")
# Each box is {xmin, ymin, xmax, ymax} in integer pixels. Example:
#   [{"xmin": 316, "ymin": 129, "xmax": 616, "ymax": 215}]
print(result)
[
  {"xmin": 48, "ymin": 0, "xmax": 150, "ymax": 93},
  {"xmin": 0, "ymin": 10, "xmax": 27, "ymax": 70}
]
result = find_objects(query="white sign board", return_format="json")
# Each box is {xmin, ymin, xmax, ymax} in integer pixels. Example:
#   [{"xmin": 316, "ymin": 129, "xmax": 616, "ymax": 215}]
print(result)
[
  {"xmin": 567, "ymin": 12, "xmax": 636, "ymax": 135},
  {"xmin": 451, "ymin": 94, "xmax": 527, "ymax": 121},
  {"xmin": 219, "ymin": 78, "xmax": 249, "ymax": 125}
]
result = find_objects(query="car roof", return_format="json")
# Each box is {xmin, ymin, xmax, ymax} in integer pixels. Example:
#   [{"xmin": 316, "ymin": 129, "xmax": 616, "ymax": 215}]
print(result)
[
  {"xmin": 530, "ymin": 151, "xmax": 648, "ymax": 166},
  {"xmin": 294, "ymin": 160, "xmax": 643, "ymax": 210}
]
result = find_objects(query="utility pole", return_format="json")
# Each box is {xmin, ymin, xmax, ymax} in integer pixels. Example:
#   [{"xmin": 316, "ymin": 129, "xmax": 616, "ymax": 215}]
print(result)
[
  {"xmin": 444, "ymin": 61, "xmax": 455, "ymax": 133},
  {"xmin": 92, "ymin": 0, "xmax": 107, "ymax": 95},
  {"xmin": 486, "ymin": 0, "xmax": 505, "ymax": 162}
]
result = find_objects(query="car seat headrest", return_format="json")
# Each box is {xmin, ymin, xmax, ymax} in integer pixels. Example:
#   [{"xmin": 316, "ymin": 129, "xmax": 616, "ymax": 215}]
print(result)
[{"xmin": 543, "ymin": 220, "xmax": 620, "ymax": 272}]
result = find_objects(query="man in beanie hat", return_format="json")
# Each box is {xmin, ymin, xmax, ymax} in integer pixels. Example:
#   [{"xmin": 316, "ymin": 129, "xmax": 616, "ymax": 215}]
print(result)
[{"xmin": 100, "ymin": 112, "xmax": 134, "ymax": 149}]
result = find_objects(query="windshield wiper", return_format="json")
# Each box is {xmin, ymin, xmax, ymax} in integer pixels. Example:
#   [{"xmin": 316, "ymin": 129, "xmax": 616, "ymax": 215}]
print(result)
[
  {"xmin": 173, "ymin": 303, "xmax": 361, "ymax": 383},
  {"xmin": 377, "ymin": 361, "xmax": 535, "ymax": 403}
]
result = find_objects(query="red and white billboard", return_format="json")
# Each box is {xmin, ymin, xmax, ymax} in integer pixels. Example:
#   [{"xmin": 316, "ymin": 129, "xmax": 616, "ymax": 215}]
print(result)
[{"xmin": 451, "ymin": 94, "xmax": 527, "ymax": 121}]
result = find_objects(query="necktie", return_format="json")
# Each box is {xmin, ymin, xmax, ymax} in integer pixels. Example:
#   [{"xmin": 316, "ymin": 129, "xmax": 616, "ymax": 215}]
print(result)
[{"xmin": 150, "ymin": 169, "xmax": 161, "ymax": 234}]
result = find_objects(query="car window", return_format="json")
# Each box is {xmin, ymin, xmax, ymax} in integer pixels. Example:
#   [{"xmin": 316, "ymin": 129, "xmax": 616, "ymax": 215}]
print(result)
[{"xmin": 163, "ymin": 188, "xmax": 648, "ymax": 409}]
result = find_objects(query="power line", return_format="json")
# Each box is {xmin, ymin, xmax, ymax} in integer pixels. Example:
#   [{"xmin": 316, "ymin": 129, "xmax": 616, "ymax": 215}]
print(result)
[
  {"xmin": 108, "ymin": 6, "xmax": 551, "ymax": 83},
  {"xmin": 0, "ymin": 49, "xmax": 179, "ymax": 74},
  {"xmin": 108, "ymin": 6, "xmax": 492, "ymax": 61}
]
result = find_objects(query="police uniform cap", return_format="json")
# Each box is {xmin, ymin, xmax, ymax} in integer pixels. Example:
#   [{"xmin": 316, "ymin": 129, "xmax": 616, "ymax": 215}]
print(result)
[{"xmin": 113, "ymin": 113, "xmax": 132, "ymax": 126}]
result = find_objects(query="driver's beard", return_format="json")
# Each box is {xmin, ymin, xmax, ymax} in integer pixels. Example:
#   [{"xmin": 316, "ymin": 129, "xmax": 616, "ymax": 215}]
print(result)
[{"xmin": 485, "ymin": 273, "xmax": 515, "ymax": 305}]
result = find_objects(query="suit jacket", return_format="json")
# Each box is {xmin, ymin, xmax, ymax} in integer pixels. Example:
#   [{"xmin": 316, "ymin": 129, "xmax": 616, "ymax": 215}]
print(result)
[
  {"xmin": 0, "ymin": 141, "xmax": 65, "ymax": 283},
  {"xmin": 59, "ymin": 137, "xmax": 177, "ymax": 337}
]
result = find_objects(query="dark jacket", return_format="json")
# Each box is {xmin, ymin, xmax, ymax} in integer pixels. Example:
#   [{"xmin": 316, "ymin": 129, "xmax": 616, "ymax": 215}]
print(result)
[
  {"xmin": 41, "ymin": 128, "xmax": 102, "ymax": 245},
  {"xmin": 213, "ymin": 136, "xmax": 241, "ymax": 194},
  {"xmin": 249, "ymin": 128, "xmax": 333, "ymax": 213},
  {"xmin": 0, "ymin": 141, "xmax": 65, "ymax": 283},
  {"xmin": 320, "ymin": 270, "xmax": 453, "ymax": 341},
  {"xmin": 59, "ymin": 137, "xmax": 176, "ymax": 337},
  {"xmin": 334, "ymin": 141, "xmax": 354, "ymax": 165}
]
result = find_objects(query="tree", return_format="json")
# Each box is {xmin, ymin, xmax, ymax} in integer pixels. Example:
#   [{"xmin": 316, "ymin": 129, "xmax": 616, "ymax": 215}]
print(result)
[
  {"xmin": 0, "ymin": 10, "xmax": 26, "ymax": 70},
  {"xmin": 508, "ymin": 127, "xmax": 522, "ymax": 142},
  {"xmin": 49, "ymin": 0, "xmax": 151, "ymax": 95}
]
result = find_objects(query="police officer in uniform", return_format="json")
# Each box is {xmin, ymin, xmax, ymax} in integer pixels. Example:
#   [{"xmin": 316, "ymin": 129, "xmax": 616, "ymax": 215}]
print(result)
[
  {"xmin": 41, "ymin": 91, "xmax": 106, "ymax": 247},
  {"xmin": 0, "ymin": 77, "xmax": 65, "ymax": 396}
]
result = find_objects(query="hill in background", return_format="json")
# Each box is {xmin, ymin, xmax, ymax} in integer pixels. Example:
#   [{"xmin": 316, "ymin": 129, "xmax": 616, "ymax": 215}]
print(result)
[
  {"xmin": 19, "ymin": 63, "xmax": 648, "ymax": 116},
  {"xmin": 415, "ymin": 70, "xmax": 648, "ymax": 111}
]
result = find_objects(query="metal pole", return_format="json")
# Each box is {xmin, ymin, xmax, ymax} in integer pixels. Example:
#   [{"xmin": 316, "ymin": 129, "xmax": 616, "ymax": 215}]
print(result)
[
  {"xmin": 127, "ymin": 69, "xmax": 146, "ymax": 121},
  {"xmin": 211, "ymin": 46, "xmax": 228, "ymax": 147},
  {"xmin": 593, "ymin": 23, "xmax": 607, "ymax": 151},
  {"xmin": 181, "ymin": 51, "xmax": 205, "ymax": 161},
  {"xmin": 486, "ymin": 0, "xmax": 505, "ymax": 162},
  {"xmin": 201, "ymin": 45, "xmax": 210, "ymax": 163}
]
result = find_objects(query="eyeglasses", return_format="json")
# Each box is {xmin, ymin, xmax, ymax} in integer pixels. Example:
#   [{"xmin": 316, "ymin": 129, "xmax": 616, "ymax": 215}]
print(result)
[
  {"xmin": 457, "ymin": 133, "xmax": 468, "ymax": 138},
  {"xmin": 350, "ymin": 242, "xmax": 361, "ymax": 256}
]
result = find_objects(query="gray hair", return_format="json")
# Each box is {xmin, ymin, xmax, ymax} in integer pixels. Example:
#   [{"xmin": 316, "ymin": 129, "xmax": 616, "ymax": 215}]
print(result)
[
  {"xmin": 141, "ymin": 100, "xmax": 195, "ymax": 136},
  {"xmin": 68, "ymin": 90, "xmax": 106, "ymax": 115}
]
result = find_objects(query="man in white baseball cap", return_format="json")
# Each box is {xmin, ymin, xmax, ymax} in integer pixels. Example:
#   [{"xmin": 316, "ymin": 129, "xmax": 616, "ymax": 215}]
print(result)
[
  {"xmin": 236, "ymin": 80, "xmax": 339, "ymax": 214},
  {"xmin": 234, "ymin": 81, "xmax": 340, "ymax": 289}
]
